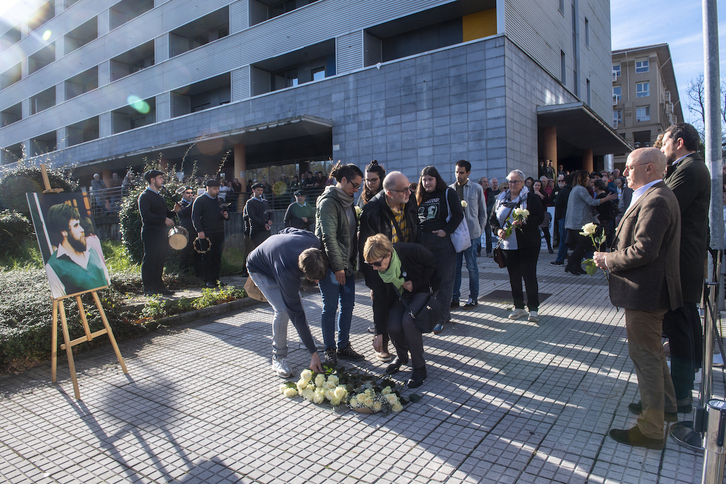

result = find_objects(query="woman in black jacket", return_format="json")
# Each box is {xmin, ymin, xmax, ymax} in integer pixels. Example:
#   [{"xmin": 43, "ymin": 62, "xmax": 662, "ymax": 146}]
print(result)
[
  {"xmin": 363, "ymin": 234, "xmax": 440, "ymax": 388},
  {"xmin": 490, "ymin": 169, "xmax": 545, "ymax": 322}
]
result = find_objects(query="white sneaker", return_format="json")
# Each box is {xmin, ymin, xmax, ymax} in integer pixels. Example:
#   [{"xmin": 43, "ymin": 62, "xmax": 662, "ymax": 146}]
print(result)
[
  {"xmin": 508, "ymin": 308, "xmax": 527, "ymax": 320},
  {"xmin": 299, "ymin": 337, "xmax": 325, "ymax": 350},
  {"xmin": 528, "ymin": 311, "xmax": 540, "ymax": 322},
  {"xmin": 272, "ymin": 357, "xmax": 293, "ymax": 378}
]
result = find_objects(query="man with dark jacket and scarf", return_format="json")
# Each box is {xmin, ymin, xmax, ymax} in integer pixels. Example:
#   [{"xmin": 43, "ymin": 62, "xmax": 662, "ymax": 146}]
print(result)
[
  {"xmin": 192, "ymin": 179, "xmax": 229, "ymax": 288},
  {"xmin": 177, "ymin": 186, "xmax": 202, "ymax": 278},
  {"xmin": 359, "ymin": 171, "xmax": 420, "ymax": 361}
]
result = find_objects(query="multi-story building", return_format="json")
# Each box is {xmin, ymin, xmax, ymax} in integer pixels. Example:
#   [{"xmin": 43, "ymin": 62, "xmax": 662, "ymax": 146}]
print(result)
[
  {"xmin": 0, "ymin": 0, "xmax": 628, "ymax": 197},
  {"xmin": 611, "ymin": 43, "xmax": 682, "ymax": 169}
]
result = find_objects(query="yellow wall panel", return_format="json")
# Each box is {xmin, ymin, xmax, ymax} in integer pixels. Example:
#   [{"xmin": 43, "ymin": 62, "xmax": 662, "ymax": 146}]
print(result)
[{"xmin": 463, "ymin": 9, "xmax": 497, "ymax": 42}]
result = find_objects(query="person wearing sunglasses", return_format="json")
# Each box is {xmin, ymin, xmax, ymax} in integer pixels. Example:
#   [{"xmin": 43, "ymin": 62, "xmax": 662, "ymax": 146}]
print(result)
[
  {"xmin": 363, "ymin": 234, "xmax": 440, "ymax": 388},
  {"xmin": 315, "ymin": 161, "xmax": 366, "ymax": 365},
  {"xmin": 176, "ymin": 186, "xmax": 202, "ymax": 278}
]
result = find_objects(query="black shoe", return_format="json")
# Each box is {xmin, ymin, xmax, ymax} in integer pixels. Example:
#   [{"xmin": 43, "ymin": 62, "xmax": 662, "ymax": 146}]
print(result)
[
  {"xmin": 143, "ymin": 290, "xmax": 159, "ymax": 296},
  {"xmin": 218, "ymin": 281, "xmax": 228, "ymax": 287},
  {"xmin": 609, "ymin": 426, "xmax": 664, "ymax": 450},
  {"xmin": 337, "ymin": 343, "xmax": 365, "ymax": 361},
  {"xmin": 564, "ymin": 266, "xmax": 582, "ymax": 276},
  {"xmin": 550, "ymin": 260, "xmax": 564, "ymax": 265},
  {"xmin": 548, "ymin": 248, "xmax": 554, "ymax": 254},
  {"xmin": 463, "ymin": 299, "xmax": 478, "ymax": 310},
  {"xmin": 324, "ymin": 348, "xmax": 338, "ymax": 365},
  {"xmin": 205, "ymin": 282, "xmax": 217, "ymax": 288},
  {"xmin": 385, "ymin": 356, "xmax": 408, "ymax": 375},
  {"xmin": 627, "ymin": 401, "xmax": 678, "ymax": 422},
  {"xmin": 407, "ymin": 366, "xmax": 427, "ymax": 388},
  {"xmin": 450, "ymin": 300, "xmax": 460, "ymax": 309}
]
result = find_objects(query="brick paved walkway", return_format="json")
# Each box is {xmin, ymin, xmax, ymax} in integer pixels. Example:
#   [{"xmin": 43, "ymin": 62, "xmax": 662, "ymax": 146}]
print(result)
[{"xmin": 1, "ymin": 249, "xmax": 723, "ymax": 483}]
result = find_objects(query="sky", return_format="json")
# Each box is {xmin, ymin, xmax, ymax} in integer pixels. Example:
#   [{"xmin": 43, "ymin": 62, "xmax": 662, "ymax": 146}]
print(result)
[
  {"xmin": 0, "ymin": 0, "xmax": 723, "ymax": 124},
  {"xmin": 609, "ymin": 0, "xmax": 724, "ymax": 124}
]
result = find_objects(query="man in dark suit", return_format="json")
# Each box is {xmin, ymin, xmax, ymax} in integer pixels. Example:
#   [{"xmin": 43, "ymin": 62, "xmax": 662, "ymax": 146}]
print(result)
[
  {"xmin": 594, "ymin": 148, "xmax": 681, "ymax": 450},
  {"xmin": 138, "ymin": 170, "xmax": 179, "ymax": 295},
  {"xmin": 660, "ymin": 123, "xmax": 710, "ymax": 412}
]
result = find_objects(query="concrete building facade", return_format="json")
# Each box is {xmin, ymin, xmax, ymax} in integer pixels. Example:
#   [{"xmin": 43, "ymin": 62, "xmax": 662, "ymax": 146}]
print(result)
[
  {"xmin": 0, "ymin": 0, "xmax": 628, "ymax": 191},
  {"xmin": 611, "ymin": 43, "xmax": 682, "ymax": 169}
]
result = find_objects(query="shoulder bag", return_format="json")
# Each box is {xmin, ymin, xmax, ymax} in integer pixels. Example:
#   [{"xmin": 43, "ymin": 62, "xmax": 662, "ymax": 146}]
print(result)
[
  {"xmin": 445, "ymin": 188, "xmax": 471, "ymax": 253},
  {"xmin": 394, "ymin": 287, "xmax": 443, "ymax": 334},
  {"xmin": 492, "ymin": 203, "xmax": 515, "ymax": 269}
]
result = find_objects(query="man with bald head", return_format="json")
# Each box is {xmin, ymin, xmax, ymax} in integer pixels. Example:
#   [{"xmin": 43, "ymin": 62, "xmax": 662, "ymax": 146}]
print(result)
[
  {"xmin": 594, "ymin": 148, "xmax": 682, "ymax": 449},
  {"xmin": 359, "ymin": 171, "xmax": 420, "ymax": 360}
]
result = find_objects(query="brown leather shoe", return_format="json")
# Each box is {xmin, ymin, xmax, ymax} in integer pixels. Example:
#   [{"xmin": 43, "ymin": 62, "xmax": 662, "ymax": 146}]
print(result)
[
  {"xmin": 609, "ymin": 426, "xmax": 664, "ymax": 450},
  {"xmin": 627, "ymin": 401, "xmax": 678, "ymax": 422}
]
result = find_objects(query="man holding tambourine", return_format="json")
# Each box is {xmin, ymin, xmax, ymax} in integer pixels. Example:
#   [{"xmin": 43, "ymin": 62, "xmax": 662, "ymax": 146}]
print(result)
[{"xmin": 192, "ymin": 179, "xmax": 229, "ymax": 288}]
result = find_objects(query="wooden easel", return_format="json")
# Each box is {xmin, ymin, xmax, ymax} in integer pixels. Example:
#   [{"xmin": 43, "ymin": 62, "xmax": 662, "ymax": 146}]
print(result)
[{"xmin": 41, "ymin": 164, "xmax": 129, "ymax": 400}]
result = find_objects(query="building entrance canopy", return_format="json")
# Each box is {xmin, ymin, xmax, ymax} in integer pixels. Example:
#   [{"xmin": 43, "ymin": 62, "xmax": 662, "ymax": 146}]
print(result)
[{"xmin": 537, "ymin": 102, "xmax": 632, "ymax": 156}]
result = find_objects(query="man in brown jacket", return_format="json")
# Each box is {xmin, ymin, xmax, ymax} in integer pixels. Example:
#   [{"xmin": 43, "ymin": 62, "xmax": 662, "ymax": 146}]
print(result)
[{"xmin": 594, "ymin": 148, "xmax": 681, "ymax": 450}]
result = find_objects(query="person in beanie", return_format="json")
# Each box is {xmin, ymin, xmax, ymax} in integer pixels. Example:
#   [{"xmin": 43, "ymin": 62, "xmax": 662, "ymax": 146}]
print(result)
[
  {"xmin": 192, "ymin": 179, "xmax": 229, "ymax": 288},
  {"xmin": 244, "ymin": 182, "xmax": 274, "ymax": 247}
]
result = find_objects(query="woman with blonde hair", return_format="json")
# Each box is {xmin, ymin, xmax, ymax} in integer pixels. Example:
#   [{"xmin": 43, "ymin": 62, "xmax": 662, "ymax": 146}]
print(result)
[{"xmin": 363, "ymin": 234, "xmax": 440, "ymax": 388}]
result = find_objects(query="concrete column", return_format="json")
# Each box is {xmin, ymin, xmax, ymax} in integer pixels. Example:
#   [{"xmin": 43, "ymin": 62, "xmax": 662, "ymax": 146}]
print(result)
[
  {"xmin": 234, "ymin": 144, "xmax": 247, "ymax": 211},
  {"xmin": 155, "ymin": 35, "xmax": 169, "ymax": 64},
  {"xmin": 156, "ymin": 92, "xmax": 171, "ymax": 121},
  {"xmin": 56, "ymin": 82, "xmax": 65, "ymax": 103},
  {"xmin": 543, "ymin": 126, "xmax": 557, "ymax": 167},
  {"xmin": 56, "ymin": 127, "xmax": 66, "ymax": 149},
  {"xmin": 582, "ymin": 149, "xmax": 593, "ymax": 172},
  {"xmin": 99, "ymin": 112, "xmax": 112, "ymax": 138},
  {"xmin": 55, "ymin": 38, "xmax": 64, "ymax": 59},
  {"xmin": 98, "ymin": 60, "xmax": 110, "ymax": 86},
  {"xmin": 102, "ymin": 168, "xmax": 112, "ymax": 186},
  {"xmin": 22, "ymin": 140, "xmax": 31, "ymax": 159},
  {"xmin": 21, "ymin": 99, "xmax": 30, "ymax": 118},
  {"xmin": 97, "ymin": 9, "xmax": 109, "ymax": 36}
]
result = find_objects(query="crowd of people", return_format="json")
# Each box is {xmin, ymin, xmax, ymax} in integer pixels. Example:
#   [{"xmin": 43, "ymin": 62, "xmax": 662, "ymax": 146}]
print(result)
[{"xmin": 135, "ymin": 123, "xmax": 712, "ymax": 450}]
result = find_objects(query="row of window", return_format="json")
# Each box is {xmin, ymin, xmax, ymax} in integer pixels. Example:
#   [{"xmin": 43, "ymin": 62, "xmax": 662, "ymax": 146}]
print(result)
[
  {"xmin": 613, "ymin": 106, "xmax": 650, "ymax": 126},
  {"xmin": 612, "ymin": 58, "xmax": 649, "ymax": 78},
  {"xmin": 612, "ymin": 82, "xmax": 649, "ymax": 103}
]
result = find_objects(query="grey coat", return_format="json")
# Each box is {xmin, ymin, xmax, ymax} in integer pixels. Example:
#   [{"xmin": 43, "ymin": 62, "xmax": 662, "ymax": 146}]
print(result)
[
  {"xmin": 565, "ymin": 185, "xmax": 600, "ymax": 230},
  {"xmin": 449, "ymin": 180, "xmax": 487, "ymax": 240}
]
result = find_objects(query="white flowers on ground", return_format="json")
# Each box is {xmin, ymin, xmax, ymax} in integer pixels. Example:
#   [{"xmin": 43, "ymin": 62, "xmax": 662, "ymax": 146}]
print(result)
[{"xmin": 279, "ymin": 366, "xmax": 407, "ymax": 414}]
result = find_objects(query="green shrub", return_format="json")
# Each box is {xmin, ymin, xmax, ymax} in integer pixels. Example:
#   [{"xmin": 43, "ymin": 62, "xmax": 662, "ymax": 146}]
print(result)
[
  {"xmin": 0, "ymin": 160, "xmax": 78, "ymax": 216},
  {"xmin": 0, "ymin": 210, "xmax": 35, "ymax": 259}
]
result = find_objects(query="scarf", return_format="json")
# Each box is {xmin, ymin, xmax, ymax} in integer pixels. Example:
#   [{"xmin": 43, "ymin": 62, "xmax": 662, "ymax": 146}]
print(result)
[
  {"xmin": 495, "ymin": 186, "xmax": 529, "ymax": 227},
  {"xmin": 377, "ymin": 250, "xmax": 404, "ymax": 291}
]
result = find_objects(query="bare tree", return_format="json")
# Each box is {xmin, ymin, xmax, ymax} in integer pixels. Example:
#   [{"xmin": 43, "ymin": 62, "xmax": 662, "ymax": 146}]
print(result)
[{"xmin": 685, "ymin": 74, "xmax": 726, "ymax": 149}]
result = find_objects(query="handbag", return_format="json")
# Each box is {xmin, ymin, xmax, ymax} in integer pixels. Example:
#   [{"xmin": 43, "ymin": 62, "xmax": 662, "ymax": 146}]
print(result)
[
  {"xmin": 244, "ymin": 276, "xmax": 267, "ymax": 302},
  {"xmin": 493, "ymin": 204, "xmax": 515, "ymax": 269},
  {"xmin": 394, "ymin": 287, "xmax": 443, "ymax": 334},
  {"xmin": 445, "ymin": 188, "xmax": 471, "ymax": 253}
]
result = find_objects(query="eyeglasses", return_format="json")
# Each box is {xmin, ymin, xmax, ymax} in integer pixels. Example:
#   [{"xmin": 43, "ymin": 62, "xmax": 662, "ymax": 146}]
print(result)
[
  {"xmin": 184, "ymin": 191, "xmax": 194, "ymax": 195},
  {"xmin": 507, "ymin": 179, "xmax": 522, "ymax": 185},
  {"xmin": 365, "ymin": 177, "xmax": 379, "ymax": 184},
  {"xmin": 389, "ymin": 187, "xmax": 412, "ymax": 193},
  {"xmin": 350, "ymin": 180, "xmax": 361, "ymax": 189}
]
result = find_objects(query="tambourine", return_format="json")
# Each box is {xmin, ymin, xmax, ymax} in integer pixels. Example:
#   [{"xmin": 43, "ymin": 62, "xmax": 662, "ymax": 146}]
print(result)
[{"xmin": 193, "ymin": 237, "xmax": 212, "ymax": 254}]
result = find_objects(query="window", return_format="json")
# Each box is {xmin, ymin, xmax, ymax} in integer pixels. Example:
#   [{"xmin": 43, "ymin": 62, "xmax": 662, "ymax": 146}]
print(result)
[
  {"xmin": 635, "ymin": 59, "xmax": 649, "ymax": 73},
  {"xmin": 584, "ymin": 18, "xmax": 589, "ymax": 47},
  {"xmin": 613, "ymin": 109, "xmax": 622, "ymax": 126},
  {"xmin": 636, "ymin": 82, "xmax": 649, "ymax": 98},
  {"xmin": 636, "ymin": 106, "xmax": 650, "ymax": 122},
  {"xmin": 559, "ymin": 0, "xmax": 564, "ymax": 14},
  {"xmin": 560, "ymin": 51, "xmax": 566, "ymax": 84},
  {"xmin": 586, "ymin": 79, "xmax": 591, "ymax": 105},
  {"xmin": 612, "ymin": 64, "xmax": 621, "ymax": 78},
  {"xmin": 613, "ymin": 86, "xmax": 621, "ymax": 103},
  {"xmin": 312, "ymin": 67, "xmax": 325, "ymax": 81}
]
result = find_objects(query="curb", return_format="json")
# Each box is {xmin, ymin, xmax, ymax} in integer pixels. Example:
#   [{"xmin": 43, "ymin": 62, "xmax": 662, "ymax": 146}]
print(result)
[{"xmin": 151, "ymin": 295, "xmax": 263, "ymax": 326}]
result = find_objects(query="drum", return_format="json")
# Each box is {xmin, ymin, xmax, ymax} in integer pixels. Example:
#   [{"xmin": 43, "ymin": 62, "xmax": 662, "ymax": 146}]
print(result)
[{"xmin": 168, "ymin": 226, "xmax": 189, "ymax": 250}]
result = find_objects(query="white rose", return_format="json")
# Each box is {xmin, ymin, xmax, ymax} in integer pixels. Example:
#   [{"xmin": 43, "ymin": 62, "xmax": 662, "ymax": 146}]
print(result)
[
  {"xmin": 325, "ymin": 389, "xmax": 335, "ymax": 401},
  {"xmin": 381, "ymin": 387, "xmax": 391, "ymax": 395},
  {"xmin": 279, "ymin": 384, "xmax": 288, "ymax": 394},
  {"xmin": 300, "ymin": 369, "xmax": 313, "ymax": 382},
  {"xmin": 314, "ymin": 374, "xmax": 325, "ymax": 387},
  {"xmin": 328, "ymin": 375, "xmax": 339, "ymax": 385},
  {"xmin": 385, "ymin": 394, "xmax": 398, "ymax": 405},
  {"xmin": 349, "ymin": 396, "xmax": 359, "ymax": 407},
  {"xmin": 513, "ymin": 207, "xmax": 523, "ymax": 216},
  {"xmin": 334, "ymin": 386, "xmax": 347, "ymax": 400},
  {"xmin": 303, "ymin": 388, "xmax": 315, "ymax": 401},
  {"xmin": 313, "ymin": 392, "xmax": 325, "ymax": 404},
  {"xmin": 580, "ymin": 222, "xmax": 597, "ymax": 236},
  {"xmin": 283, "ymin": 388, "xmax": 297, "ymax": 398},
  {"xmin": 372, "ymin": 401, "xmax": 383, "ymax": 413},
  {"xmin": 461, "ymin": 200, "xmax": 468, "ymax": 208},
  {"xmin": 521, "ymin": 209, "xmax": 530, "ymax": 218},
  {"xmin": 330, "ymin": 397, "xmax": 341, "ymax": 406},
  {"xmin": 296, "ymin": 379, "xmax": 307, "ymax": 391},
  {"xmin": 391, "ymin": 403, "xmax": 403, "ymax": 412}
]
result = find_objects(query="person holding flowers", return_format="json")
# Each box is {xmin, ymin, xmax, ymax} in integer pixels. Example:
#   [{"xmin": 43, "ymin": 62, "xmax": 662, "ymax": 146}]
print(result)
[
  {"xmin": 490, "ymin": 169, "xmax": 545, "ymax": 322},
  {"xmin": 563, "ymin": 170, "xmax": 617, "ymax": 276},
  {"xmin": 362, "ymin": 234, "xmax": 441, "ymax": 388}
]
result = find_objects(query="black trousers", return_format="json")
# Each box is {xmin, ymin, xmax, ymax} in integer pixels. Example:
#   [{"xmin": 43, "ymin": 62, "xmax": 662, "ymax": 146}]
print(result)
[
  {"xmin": 566, "ymin": 229, "xmax": 595, "ymax": 271},
  {"xmin": 202, "ymin": 232, "xmax": 225, "ymax": 284},
  {"xmin": 141, "ymin": 227, "xmax": 168, "ymax": 292},
  {"xmin": 662, "ymin": 302, "xmax": 703, "ymax": 400},
  {"xmin": 179, "ymin": 232, "xmax": 202, "ymax": 278},
  {"xmin": 503, "ymin": 246, "xmax": 540, "ymax": 311}
]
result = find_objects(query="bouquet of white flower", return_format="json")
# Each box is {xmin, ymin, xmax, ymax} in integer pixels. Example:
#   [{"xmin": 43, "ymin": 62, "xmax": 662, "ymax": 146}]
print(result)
[
  {"xmin": 579, "ymin": 222, "xmax": 607, "ymax": 278},
  {"xmin": 502, "ymin": 207, "xmax": 530, "ymax": 238},
  {"xmin": 349, "ymin": 383, "xmax": 404, "ymax": 413}
]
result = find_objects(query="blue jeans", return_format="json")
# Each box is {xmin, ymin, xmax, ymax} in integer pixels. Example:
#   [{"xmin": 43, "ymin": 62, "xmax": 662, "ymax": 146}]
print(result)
[
  {"xmin": 248, "ymin": 271, "xmax": 290, "ymax": 358},
  {"xmin": 453, "ymin": 238, "xmax": 479, "ymax": 302},
  {"xmin": 318, "ymin": 269, "xmax": 356, "ymax": 351},
  {"xmin": 555, "ymin": 218, "xmax": 568, "ymax": 263}
]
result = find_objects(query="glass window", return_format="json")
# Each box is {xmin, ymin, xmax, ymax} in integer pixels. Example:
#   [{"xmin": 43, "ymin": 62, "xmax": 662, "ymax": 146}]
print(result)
[
  {"xmin": 636, "ymin": 82, "xmax": 649, "ymax": 97},
  {"xmin": 635, "ymin": 59, "xmax": 649, "ymax": 73},
  {"xmin": 312, "ymin": 67, "xmax": 325, "ymax": 81},
  {"xmin": 613, "ymin": 109, "xmax": 622, "ymax": 125},
  {"xmin": 613, "ymin": 86, "xmax": 621, "ymax": 102},
  {"xmin": 612, "ymin": 64, "xmax": 621, "ymax": 78},
  {"xmin": 636, "ymin": 106, "xmax": 650, "ymax": 122},
  {"xmin": 585, "ymin": 18, "xmax": 589, "ymax": 47}
]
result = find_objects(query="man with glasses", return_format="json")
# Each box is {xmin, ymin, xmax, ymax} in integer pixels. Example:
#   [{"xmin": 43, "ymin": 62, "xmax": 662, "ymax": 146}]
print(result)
[
  {"xmin": 359, "ymin": 171, "xmax": 420, "ymax": 361},
  {"xmin": 594, "ymin": 148, "xmax": 681, "ymax": 449},
  {"xmin": 177, "ymin": 186, "xmax": 202, "ymax": 278}
]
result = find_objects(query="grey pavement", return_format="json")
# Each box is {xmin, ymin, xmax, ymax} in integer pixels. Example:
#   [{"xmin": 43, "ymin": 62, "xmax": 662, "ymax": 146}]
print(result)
[{"xmin": 1, "ymin": 245, "xmax": 724, "ymax": 483}]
